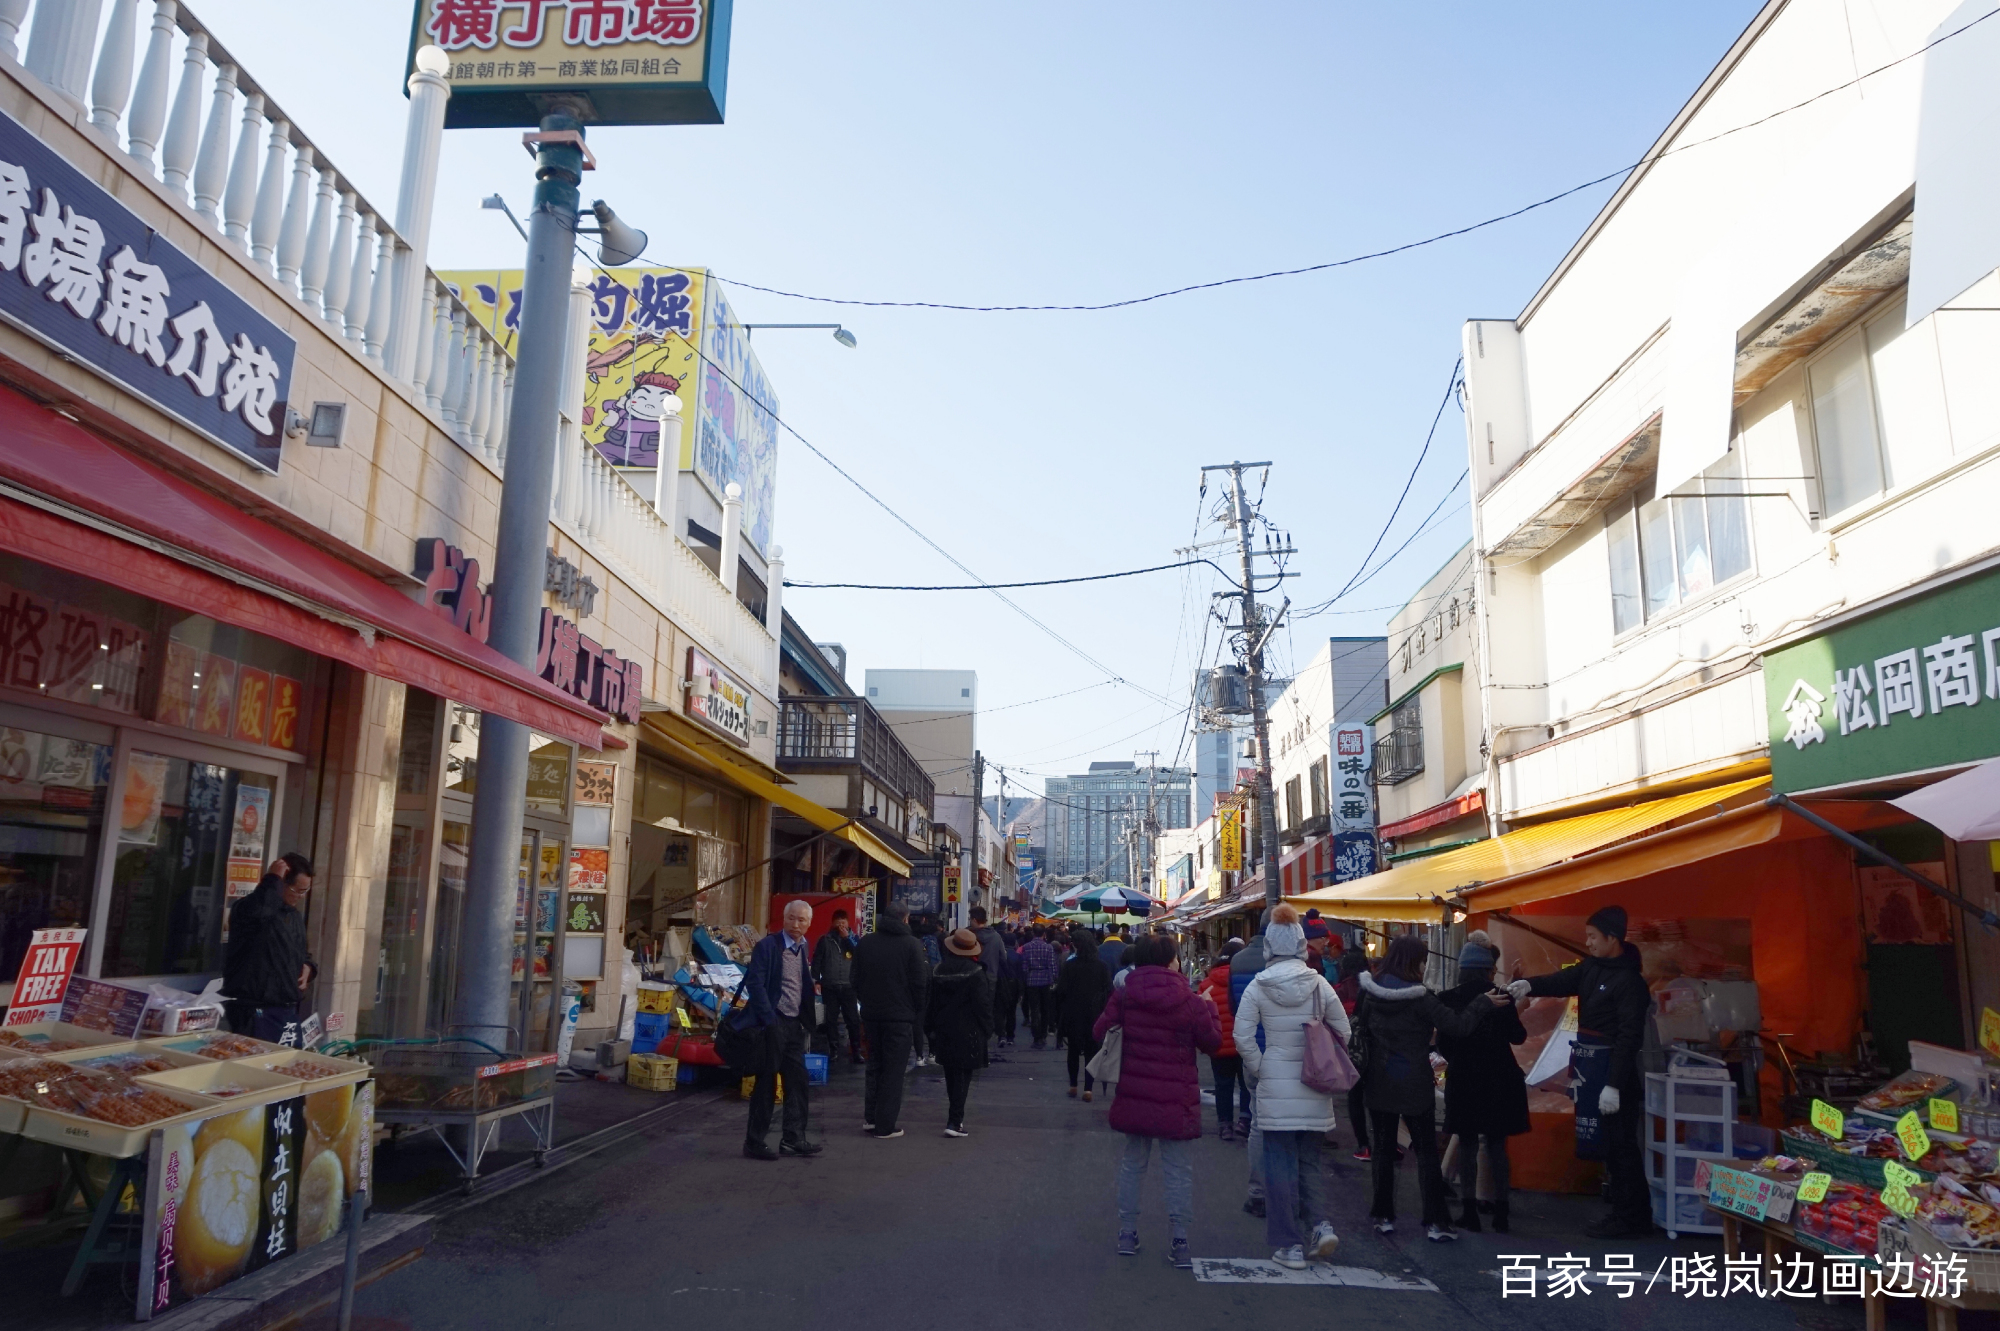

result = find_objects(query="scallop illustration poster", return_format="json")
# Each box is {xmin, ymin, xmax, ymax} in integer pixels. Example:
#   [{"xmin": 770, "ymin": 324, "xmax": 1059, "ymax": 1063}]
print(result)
[{"xmin": 138, "ymin": 1080, "xmax": 374, "ymax": 1317}]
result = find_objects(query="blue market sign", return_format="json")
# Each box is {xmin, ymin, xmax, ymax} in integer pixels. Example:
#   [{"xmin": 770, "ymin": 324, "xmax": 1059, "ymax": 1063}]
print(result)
[{"xmin": 0, "ymin": 108, "xmax": 294, "ymax": 473}]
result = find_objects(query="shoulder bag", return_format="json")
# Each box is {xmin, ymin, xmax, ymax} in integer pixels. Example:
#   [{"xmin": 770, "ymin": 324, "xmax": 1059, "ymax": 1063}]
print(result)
[
  {"xmin": 1086, "ymin": 1024, "xmax": 1123, "ymax": 1084},
  {"xmin": 1301, "ymin": 984, "xmax": 1361, "ymax": 1095},
  {"xmin": 711, "ymin": 972, "xmax": 767, "ymax": 1074}
]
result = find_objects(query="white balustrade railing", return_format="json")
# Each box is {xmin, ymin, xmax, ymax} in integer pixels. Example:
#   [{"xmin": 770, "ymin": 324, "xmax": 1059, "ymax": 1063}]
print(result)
[{"xmin": 3, "ymin": 0, "xmax": 776, "ymax": 694}]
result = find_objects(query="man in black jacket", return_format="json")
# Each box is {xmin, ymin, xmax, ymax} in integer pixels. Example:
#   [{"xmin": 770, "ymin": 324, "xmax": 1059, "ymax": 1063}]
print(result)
[
  {"xmin": 222, "ymin": 852, "xmax": 316, "ymax": 1044},
  {"xmin": 813, "ymin": 910, "xmax": 862, "ymax": 1065},
  {"xmin": 1509, "ymin": 904, "xmax": 1654, "ymax": 1238},
  {"xmin": 850, "ymin": 901, "xmax": 929, "ymax": 1139}
]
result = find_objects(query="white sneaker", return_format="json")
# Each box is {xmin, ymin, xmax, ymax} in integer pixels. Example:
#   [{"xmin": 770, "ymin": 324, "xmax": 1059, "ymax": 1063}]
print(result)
[
  {"xmin": 943, "ymin": 1125, "xmax": 969, "ymax": 1138},
  {"xmin": 1308, "ymin": 1222, "xmax": 1340, "ymax": 1260},
  {"xmin": 1273, "ymin": 1245, "xmax": 1308, "ymax": 1270},
  {"xmin": 863, "ymin": 1122, "xmax": 875, "ymax": 1131},
  {"xmin": 1374, "ymin": 1219, "xmax": 1395, "ymax": 1235},
  {"xmin": 1426, "ymin": 1224, "xmax": 1457, "ymax": 1243}
]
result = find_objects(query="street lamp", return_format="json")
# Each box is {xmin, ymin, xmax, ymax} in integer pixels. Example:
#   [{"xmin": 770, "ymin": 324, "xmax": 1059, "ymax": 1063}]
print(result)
[{"xmin": 740, "ymin": 322, "xmax": 858, "ymax": 348}]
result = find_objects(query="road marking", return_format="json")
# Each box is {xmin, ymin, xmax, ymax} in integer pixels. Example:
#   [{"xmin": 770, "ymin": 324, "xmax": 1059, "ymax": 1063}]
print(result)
[{"xmin": 1192, "ymin": 1259, "xmax": 1438, "ymax": 1290}]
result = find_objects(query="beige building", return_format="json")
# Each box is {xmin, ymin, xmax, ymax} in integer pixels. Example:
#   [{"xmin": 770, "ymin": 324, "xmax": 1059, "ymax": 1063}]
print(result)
[{"xmin": 1370, "ymin": 544, "xmax": 1486, "ymax": 859}]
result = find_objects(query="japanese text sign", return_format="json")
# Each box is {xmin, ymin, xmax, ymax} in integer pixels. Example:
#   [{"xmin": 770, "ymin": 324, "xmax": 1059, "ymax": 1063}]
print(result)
[
  {"xmin": 0, "ymin": 109, "xmax": 293, "ymax": 472},
  {"xmin": 1767, "ymin": 565, "xmax": 2000, "ymax": 791},
  {"xmin": 1982, "ymin": 1006, "xmax": 2000, "ymax": 1059},
  {"xmin": 1797, "ymin": 1172, "xmax": 1831, "ymax": 1204},
  {"xmin": 413, "ymin": 1, "xmax": 734, "ymax": 128},
  {"xmin": 1217, "ymin": 801, "xmax": 1243, "ymax": 873},
  {"xmin": 3, "ymin": 926, "xmax": 85, "ymax": 1024},
  {"xmin": 683, "ymin": 645, "xmax": 751, "ymax": 746},
  {"xmin": 535, "ymin": 609, "xmax": 643, "ymax": 724},
  {"xmin": 1706, "ymin": 1163, "xmax": 1776, "ymax": 1221},
  {"xmin": 1884, "ymin": 1160, "xmax": 1923, "ymax": 1189},
  {"xmin": 1883, "ymin": 1182, "xmax": 1919, "ymax": 1217},
  {"xmin": 1897, "ymin": 1110, "xmax": 1933, "ymax": 1162},
  {"xmin": 1931, "ymin": 1098, "xmax": 1960, "ymax": 1133},
  {"xmin": 1330, "ymin": 723, "xmax": 1375, "ymax": 833},
  {"xmin": 1810, "ymin": 1099, "xmax": 1845, "ymax": 1140}
]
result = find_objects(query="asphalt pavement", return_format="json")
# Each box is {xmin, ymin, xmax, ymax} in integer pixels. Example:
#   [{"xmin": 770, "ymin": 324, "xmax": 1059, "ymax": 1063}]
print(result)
[{"xmin": 308, "ymin": 1043, "xmax": 1903, "ymax": 1331}]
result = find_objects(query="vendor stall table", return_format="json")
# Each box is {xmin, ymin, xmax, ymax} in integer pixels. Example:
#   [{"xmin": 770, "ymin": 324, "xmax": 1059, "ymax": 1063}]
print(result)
[
  {"xmin": 1716, "ymin": 1208, "xmax": 1896, "ymax": 1331},
  {"xmin": 377, "ymin": 1095, "xmax": 555, "ymax": 1192},
  {"xmin": 1877, "ymin": 1217, "xmax": 2000, "ymax": 1331}
]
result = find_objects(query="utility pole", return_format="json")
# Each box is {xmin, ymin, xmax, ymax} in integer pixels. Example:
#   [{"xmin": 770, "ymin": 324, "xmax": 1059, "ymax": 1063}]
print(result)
[
  {"xmin": 1136, "ymin": 749, "xmax": 1160, "ymax": 896},
  {"xmin": 1201, "ymin": 460, "xmax": 1289, "ymax": 909},
  {"xmin": 968, "ymin": 749, "xmax": 984, "ymax": 928}
]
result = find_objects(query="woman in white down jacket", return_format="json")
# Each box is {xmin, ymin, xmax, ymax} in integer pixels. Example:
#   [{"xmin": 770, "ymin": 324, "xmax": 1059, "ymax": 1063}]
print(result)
[{"xmin": 1234, "ymin": 902, "xmax": 1351, "ymax": 1270}]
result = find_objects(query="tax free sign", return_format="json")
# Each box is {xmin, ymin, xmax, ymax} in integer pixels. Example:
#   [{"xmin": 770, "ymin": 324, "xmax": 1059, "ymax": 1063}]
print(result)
[
  {"xmin": 0, "ymin": 109, "xmax": 293, "ymax": 472},
  {"xmin": 1766, "ymin": 565, "xmax": 2000, "ymax": 792}
]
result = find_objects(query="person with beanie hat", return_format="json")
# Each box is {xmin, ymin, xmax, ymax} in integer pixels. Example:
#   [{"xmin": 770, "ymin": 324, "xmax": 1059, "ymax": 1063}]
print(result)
[
  {"xmin": 1235, "ymin": 903, "xmax": 1350, "ymax": 1268},
  {"xmin": 1506, "ymin": 904, "xmax": 1653, "ymax": 1238},
  {"xmin": 1436, "ymin": 930, "xmax": 1528, "ymax": 1232}
]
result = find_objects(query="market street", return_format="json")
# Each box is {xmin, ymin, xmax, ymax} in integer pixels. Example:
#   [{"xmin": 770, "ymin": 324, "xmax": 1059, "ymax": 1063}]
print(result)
[{"xmin": 318, "ymin": 1052, "xmax": 1843, "ymax": 1331}]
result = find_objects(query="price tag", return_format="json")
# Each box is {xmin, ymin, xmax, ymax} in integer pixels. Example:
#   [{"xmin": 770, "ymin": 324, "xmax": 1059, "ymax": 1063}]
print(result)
[
  {"xmin": 1884, "ymin": 1160, "xmax": 1922, "ymax": 1189},
  {"xmin": 1931, "ymin": 1098, "xmax": 1960, "ymax": 1133},
  {"xmin": 1882, "ymin": 1182, "xmax": 1919, "ymax": 1218},
  {"xmin": 1981, "ymin": 1007, "xmax": 2000, "ymax": 1059},
  {"xmin": 676, "ymin": 1009, "xmax": 692, "ymax": 1029},
  {"xmin": 1810, "ymin": 1099, "xmax": 1845, "ymax": 1139},
  {"xmin": 1898, "ymin": 1109, "xmax": 1934, "ymax": 1162},
  {"xmin": 1797, "ymin": 1172, "xmax": 1832, "ymax": 1204}
]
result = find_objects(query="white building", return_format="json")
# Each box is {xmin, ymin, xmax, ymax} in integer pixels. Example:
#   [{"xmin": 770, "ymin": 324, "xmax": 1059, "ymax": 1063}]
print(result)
[{"xmin": 1371, "ymin": 545, "xmax": 1487, "ymax": 858}]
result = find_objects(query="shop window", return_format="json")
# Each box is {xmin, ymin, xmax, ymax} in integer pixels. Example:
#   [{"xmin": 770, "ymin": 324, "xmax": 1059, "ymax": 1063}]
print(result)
[
  {"xmin": 1604, "ymin": 447, "xmax": 1755, "ymax": 634},
  {"xmin": 103, "ymin": 752, "xmax": 276, "ymax": 978},
  {"xmin": 156, "ymin": 615, "xmax": 316, "ymax": 750},
  {"xmin": 397, "ymin": 689, "xmax": 440, "ymax": 799},
  {"xmin": 1284, "ymin": 776, "xmax": 1303, "ymax": 831},
  {"xmin": 1308, "ymin": 758, "xmax": 1329, "ymax": 819},
  {"xmin": 0, "ymin": 725, "xmax": 110, "ymax": 982}
]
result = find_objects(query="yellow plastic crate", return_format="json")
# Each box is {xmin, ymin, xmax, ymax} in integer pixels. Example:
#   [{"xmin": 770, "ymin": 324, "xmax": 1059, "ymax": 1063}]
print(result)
[{"xmin": 627, "ymin": 1053, "xmax": 678, "ymax": 1091}]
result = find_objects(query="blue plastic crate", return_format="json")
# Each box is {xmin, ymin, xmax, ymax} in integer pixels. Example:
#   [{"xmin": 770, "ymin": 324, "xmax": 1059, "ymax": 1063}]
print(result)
[{"xmin": 805, "ymin": 1053, "xmax": 829, "ymax": 1085}]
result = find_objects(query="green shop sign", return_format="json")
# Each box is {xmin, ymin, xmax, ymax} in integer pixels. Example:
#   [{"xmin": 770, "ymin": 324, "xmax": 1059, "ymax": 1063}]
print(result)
[{"xmin": 1765, "ymin": 565, "xmax": 2000, "ymax": 792}]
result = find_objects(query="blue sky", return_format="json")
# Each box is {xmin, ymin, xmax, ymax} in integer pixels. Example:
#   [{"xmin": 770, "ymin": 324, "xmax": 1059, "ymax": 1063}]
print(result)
[{"xmin": 191, "ymin": 0, "xmax": 1766, "ymax": 797}]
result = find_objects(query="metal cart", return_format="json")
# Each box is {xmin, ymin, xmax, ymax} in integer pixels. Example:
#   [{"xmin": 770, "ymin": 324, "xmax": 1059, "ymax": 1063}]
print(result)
[{"xmin": 369, "ymin": 1047, "xmax": 558, "ymax": 1192}]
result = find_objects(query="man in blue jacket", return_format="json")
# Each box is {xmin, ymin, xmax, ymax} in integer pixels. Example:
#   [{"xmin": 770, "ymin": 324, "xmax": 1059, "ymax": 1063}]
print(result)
[{"xmin": 742, "ymin": 900, "xmax": 821, "ymax": 1161}]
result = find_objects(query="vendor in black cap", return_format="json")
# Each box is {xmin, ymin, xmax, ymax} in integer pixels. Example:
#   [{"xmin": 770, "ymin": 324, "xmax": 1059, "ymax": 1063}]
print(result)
[{"xmin": 1506, "ymin": 905, "xmax": 1652, "ymax": 1238}]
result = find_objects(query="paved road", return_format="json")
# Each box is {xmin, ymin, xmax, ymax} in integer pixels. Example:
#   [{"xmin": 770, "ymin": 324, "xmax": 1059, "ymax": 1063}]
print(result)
[{"xmin": 320, "ymin": 1046, "xmax": 1874, "ymax": 1331}]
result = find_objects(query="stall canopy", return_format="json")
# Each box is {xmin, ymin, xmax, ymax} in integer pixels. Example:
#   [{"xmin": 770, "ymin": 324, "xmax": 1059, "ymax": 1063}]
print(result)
[
  {"xmin": 641, "ymin": 714, "xmax": 913, "ymax": 877},
  {"xmin": 0, "ymin": 383, "xmax": 606, "ymax": 745},
  {"xmin": 1891, "ymin": 756, "xmax": 2000, "ymax": 842},
  {"xmin": 1287, "ymin": 777, "xmax": 1775, "ymax": 920},
  {"xmin": 1278, "ymin": 836, "xmax": 1334, "ymax": 897},
  {"xmin": 1457, "ymin": 788, "xmax": 1913, "ymax": 915}
]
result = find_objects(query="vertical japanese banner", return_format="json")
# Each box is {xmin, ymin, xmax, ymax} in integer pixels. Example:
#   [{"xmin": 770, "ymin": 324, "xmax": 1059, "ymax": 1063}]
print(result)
[
  {"xmin": 1216, "ymin": 802, "xmax": 1243, "ymax": 873},
  {"xmin": 3, "ymin": 926, "xmax": 86, "ymax": 1023},
  {"xmin": 139, "ymin": 1081, "xmax": 374, "ymax": 1319},
  {"xmin": 1329, "ymin": 724, "xmax": 1378, "ymax": 882}
]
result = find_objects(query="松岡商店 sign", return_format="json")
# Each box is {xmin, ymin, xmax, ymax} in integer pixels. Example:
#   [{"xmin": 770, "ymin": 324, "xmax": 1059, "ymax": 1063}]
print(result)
[
  {"xmin": 1766, "ymin": 565, "xmax": 2000, "ymax": 792},
  {"xmin": 0, "ymin": 109, "xmax": 294, "ymax": 473},
  {"xmin": 412, "ymin": 0, "xmax": 735, "ymax": 128}
]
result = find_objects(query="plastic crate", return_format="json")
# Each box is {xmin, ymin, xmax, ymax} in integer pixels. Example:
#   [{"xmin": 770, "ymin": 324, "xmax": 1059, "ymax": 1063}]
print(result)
[
  {"xmin": 805, "ymin": 1053, "xmax": 829, "ymax": 1085},
  {"xmin": 1649, "ymin": 1144, "xmax": 1732, "ymax": 1187},
  {"xmin": 627, "ymin": 1053, "xmax": 678, "ymax": 1091},
  {"xmin": 1650, "ymin": 1182, "xmax": 1716, "ymax": 1233},
  {"xmin": 1780, "ymin": 1131, "xmax": 1935, "ymax": 1188}
]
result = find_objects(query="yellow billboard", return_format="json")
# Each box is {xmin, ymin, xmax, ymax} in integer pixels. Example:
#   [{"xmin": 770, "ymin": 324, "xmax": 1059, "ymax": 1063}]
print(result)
[
  {"xmin": 439, "ymin": 267, "xmax": 778, "ymax": 558},
  {"xmin": 1217, "ymin": 802, "xmax": 1243, "ymax": 873}
]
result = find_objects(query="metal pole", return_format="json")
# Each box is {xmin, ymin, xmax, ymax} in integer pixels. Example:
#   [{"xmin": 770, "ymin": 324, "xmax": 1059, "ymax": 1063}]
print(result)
[
  {"xmin": 452, "ymin": 111, "xmax": 586, "ymax": 1047},
  {"xmin": 1229, "ymin": 464, "xmax": 1283, "ymax": 908},
  {"xmin": 336, "ymin": 1188, "xmax": 366, "ymax": 1331},
  {"xmin": 971, "ymin": 750, "xmax": 984, "ymax": 921}
]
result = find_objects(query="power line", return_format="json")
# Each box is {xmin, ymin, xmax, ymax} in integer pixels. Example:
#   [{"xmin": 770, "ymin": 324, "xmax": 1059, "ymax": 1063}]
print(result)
[
  {"xmin": 1298, "ymin": 472, "xmax": 1470, "ymax": 620},
  {"xmin": 690, "ymin": 9, "xmax": 1999, "ymax": 316},
  {"xmin": 786, "ymin": 558, "xmax": 1239, "ymax": 592}
]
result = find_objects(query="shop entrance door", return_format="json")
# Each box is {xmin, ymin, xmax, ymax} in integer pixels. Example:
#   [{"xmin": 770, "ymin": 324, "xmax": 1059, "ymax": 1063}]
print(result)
[{"xmin": 513, "ymin": 820, "xmax": 567, "ymax": 1052}]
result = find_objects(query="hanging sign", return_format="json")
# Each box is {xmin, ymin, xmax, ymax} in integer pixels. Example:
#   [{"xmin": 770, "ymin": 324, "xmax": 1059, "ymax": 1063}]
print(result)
[
  {"xmin": 3, "ymin": 927, "xmax": 86, "ymax": 1024},
  {"xmin": 0, "ymin": 109, "xmax": 294, "ymax": 472},
  {"xmin": 1217, "ymin": 801, "xmax": 1243, "ymax": 873},
  {"xmin": 413, "ymin": 0, "xmax": 735, "ymax": 128},
  {"xmin": 942, "ymin": 865, "xmax": 961, "ymax": 905},
  {"xmin": 683, "ymin": 645, "xmax": 751, "ymax": 746}
]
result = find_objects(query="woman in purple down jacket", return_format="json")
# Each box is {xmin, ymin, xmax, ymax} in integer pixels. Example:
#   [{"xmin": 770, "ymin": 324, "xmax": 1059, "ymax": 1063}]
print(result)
[{"xmin": 1093, "ymin": 933, "xmax": 1221, "ymax": 1268}]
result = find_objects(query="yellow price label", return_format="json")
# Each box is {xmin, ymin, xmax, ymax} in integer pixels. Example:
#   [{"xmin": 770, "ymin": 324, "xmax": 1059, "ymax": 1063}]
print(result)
[
  {"xmin": 1797, "ymin": 1172, "xmax": 1832, "ymax": 1204},
  {"xmin": 1931, "ymin": 1097, "xmax": 1960, "ymax": 1133},
  {"xmin": 1981, "ymin": 1007, "xmax": 2000, "ymax": 1059},
  {"xmin": 1882, "ymin": 1183, "xmax": 1919, "ymax": 1218},
  {"xmin": 676, "ymin": 1009, "xmax": 692, "ymax": 1029},
  {"xmin": 1810, "ymin": 1099, "xmax": 1845, "ymax": 1139},
  {"xmin": 1884, "ymin": 1159, "xmax": 1923, "ymax": 1189},
  {"xmin": 1898, "ymin": 1109, "xmax": 1933, "ymax": 1162}
]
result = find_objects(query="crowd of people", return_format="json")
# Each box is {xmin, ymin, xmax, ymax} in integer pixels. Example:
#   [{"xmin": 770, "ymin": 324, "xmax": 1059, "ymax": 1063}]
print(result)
[{"xmin": 739, "ymin": 893, "xmax": 1653, "ymax": 1270}]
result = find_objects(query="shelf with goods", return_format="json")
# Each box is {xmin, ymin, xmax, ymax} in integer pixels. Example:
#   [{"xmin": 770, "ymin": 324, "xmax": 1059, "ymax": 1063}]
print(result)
[{"xmin": 1647, "ymin": 1050, "xmax": 1741, "ymax": 1238}]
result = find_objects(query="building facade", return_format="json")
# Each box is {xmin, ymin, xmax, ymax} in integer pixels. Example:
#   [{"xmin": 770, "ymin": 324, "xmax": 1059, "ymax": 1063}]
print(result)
[
  {"xmin": 1043, "ymin": 761, "xmax": 1192, "ymax": 887},
  {"xmin": 1370, "ymin": 545, "xmax": 1487, "ymax": 859}
]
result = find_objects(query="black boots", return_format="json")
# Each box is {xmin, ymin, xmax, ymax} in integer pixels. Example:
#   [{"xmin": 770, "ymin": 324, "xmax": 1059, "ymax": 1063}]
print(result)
[
  {"xmin": 1459, "ymin": 1200, "xmax": 1482, "ymax": 1233},
  {"xmin": 1491, "ymin": 1198, "xmax": 1510, "ymax": 1233}
]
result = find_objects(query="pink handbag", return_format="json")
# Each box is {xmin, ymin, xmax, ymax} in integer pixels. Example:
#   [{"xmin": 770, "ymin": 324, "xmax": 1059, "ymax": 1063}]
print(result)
[{"xmin": 1301, "ymin": 985, "xmax": 1360, "ymax": 1095}]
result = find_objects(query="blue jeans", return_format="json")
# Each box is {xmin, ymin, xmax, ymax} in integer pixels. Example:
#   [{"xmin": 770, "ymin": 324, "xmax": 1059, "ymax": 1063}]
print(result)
[
  {"xmin": 1117, "ymin": 1134, "xmax": 1193, "ymax": 1239},
  {"xmin": 1263, "ymin": 1130, "xmax": 1330, "ymax": 1248}
]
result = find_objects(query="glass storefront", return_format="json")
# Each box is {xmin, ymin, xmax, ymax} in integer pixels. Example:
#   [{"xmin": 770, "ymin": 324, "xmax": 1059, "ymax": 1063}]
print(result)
[
  {"xmin": 625, "ymin": 750, "xmax": 749, "ymax": 950},
  {"xmin": 0, "ymin": 554, "xmax": 325, "ymax": 990}
]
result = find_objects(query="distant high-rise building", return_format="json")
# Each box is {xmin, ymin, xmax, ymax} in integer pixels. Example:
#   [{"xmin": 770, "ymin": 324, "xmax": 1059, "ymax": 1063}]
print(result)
[{"xmin": 1043, "ymin": 761, "xmax": 1193, "ymax": 885}]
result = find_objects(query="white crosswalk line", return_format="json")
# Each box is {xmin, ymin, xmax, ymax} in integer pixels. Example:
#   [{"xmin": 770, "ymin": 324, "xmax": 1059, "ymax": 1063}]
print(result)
[{"xmin": 1191, "ymin": 1259, "xmax": 1439, "ymax": 1290}]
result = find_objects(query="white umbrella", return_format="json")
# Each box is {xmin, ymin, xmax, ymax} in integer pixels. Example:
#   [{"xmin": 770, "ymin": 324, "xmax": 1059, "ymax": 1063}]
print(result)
[{"xmin": 1891, "ymin": 757, "xmax": 2000, "ymax": 842}]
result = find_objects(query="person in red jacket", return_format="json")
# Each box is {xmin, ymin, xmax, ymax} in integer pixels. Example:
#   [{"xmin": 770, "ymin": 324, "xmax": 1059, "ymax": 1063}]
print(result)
[
  {"xmin": 1094, "ymin": 934, "xmax": 1222, "ymax": 1267},
  {"xmin": 1199, "ymin": 938, "xmax": 1246, "ymax": 1141}
]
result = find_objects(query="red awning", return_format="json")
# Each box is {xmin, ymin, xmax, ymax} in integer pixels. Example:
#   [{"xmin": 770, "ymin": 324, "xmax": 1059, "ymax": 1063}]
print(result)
[
  {"xmin": 1278, "ymin": 835, "xmax": 1333, "ymax": 897},
  {"xmin": 0, "ymin": 384, "xmax": 604, "ymax": 747}
]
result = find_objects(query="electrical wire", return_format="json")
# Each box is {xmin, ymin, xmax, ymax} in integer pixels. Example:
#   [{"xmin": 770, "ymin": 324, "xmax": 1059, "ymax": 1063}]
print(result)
[
  {"xmin": 1298, "ymin": 474, "xmax": 1471, "ymax": 619},
  {"xmin": 786, "ymin": 558, "xmax": 1239, "ymax": 591},
  {"xmin": 685, "ymin": 7, "xmax": 2000, "ymax": 315}
]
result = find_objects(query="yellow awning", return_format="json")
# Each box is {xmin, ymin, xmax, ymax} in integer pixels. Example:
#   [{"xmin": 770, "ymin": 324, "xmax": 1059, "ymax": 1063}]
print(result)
[
  {"xmin": 640, "ymin": 716, "xmax": 914, "ymax": 877},
  {"xmin": 1287, "ymin": 777, "xmax": 1773, "ymax": 922}
]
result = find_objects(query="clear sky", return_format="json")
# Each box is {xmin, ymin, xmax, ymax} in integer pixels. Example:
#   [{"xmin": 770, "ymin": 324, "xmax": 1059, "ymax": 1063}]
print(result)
[{"xmin": 187, "ymin": 0, "xmax": 1767, "ymax": 799}]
